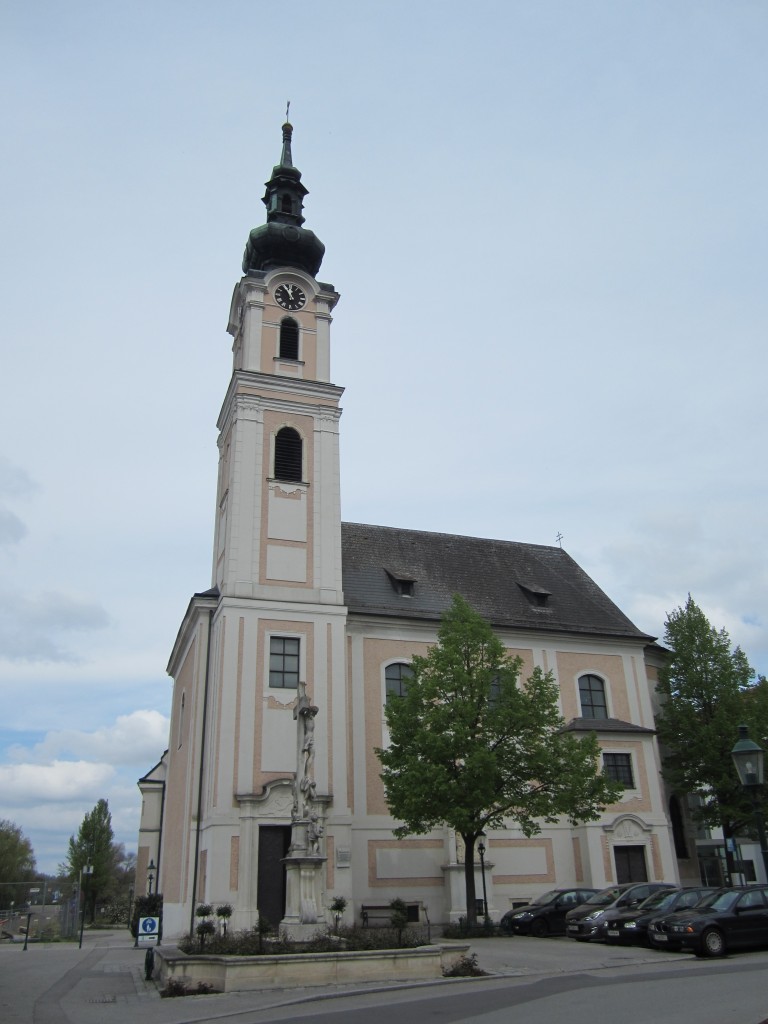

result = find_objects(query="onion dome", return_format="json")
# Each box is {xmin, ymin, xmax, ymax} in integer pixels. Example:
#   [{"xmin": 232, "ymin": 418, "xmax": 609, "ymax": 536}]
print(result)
[{"xmin": 242, "ymin": 121, "xmax": 325, "ymax": 276}]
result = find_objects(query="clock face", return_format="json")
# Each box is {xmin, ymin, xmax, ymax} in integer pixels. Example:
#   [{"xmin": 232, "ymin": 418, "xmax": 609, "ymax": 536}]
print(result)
[{"xmin": 275, "ymin": 283, "xmax": 306, "ymax": 311}]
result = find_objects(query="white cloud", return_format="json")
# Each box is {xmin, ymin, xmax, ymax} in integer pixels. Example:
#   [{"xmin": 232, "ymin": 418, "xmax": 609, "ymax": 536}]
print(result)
[
  {"xmin": 9, "ymin": 710, "xmax": 170, "ymax": 766},
  {"xmin": 0, "ymin": 589, "xmax": 111, "ymax": 663},
  {"xmin": 0, "ymin": 506, "xmax": 26, "ymax": 545},
  {"xmin": 0, "ymin": 760, "xmax": 115, "ymax": 806}
]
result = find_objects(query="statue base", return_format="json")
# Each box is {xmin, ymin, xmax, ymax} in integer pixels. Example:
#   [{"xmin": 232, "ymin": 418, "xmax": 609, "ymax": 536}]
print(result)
[{"xmin": 281, "ymin": 852, "xmax": 327, "ymax": 937}]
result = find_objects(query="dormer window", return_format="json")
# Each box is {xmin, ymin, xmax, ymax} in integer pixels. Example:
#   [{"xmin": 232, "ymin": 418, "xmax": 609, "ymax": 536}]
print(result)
[
  {"xmin": 385, "ymin": 568, "xmax": 416, "ymax": 598},
  {"xmin": 279, "ymin": 318, "xmax": 299, "ymax": 359},
  {"xmin": 517, "ymin": 581, "xmax": 551, "ymax": 608}
]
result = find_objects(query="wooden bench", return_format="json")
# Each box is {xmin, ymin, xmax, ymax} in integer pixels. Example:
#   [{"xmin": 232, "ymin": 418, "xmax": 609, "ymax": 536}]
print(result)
[{"xmin": 360, "ymin": 903, "xmax": 421, "ymax": 927}]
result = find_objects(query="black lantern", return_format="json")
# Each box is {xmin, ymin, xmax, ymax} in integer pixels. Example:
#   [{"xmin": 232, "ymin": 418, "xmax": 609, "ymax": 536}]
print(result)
[
  {"xmin": 731, "ymin": 724, "xmax": 764, "ymax": 788},
  {"xmin": 730, "ymin": 725, "xmax": 768, "ymax": 881}
]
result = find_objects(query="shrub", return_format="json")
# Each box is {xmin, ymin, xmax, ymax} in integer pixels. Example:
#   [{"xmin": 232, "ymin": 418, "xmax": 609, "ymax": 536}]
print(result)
[
  {"xmin": 160, "ymin": 978, "xmax": 219, "ymax": 998},
  {"xmin": 175, "ymin": 923, "xmax": 429, "ymax": 956},
  {"xmin": 129, "ymin": 894, "xmax": 163, "ymax": 940},
  {"xmin": 443, "ymin": 952, "xmax": 487, "ymax": 977},
  {"xmin": 216, "ymin": 903, "xmax": 233, "ymax": 936},
  {"xmin": 329, "ymin": 896, "xmax": 347, "ymax": 933}
]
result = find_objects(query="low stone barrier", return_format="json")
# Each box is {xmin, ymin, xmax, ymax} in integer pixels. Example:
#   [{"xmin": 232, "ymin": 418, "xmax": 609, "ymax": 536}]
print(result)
[{"xmin": 153, "ymin": 943, "xmax": 470, "ymax": 992}]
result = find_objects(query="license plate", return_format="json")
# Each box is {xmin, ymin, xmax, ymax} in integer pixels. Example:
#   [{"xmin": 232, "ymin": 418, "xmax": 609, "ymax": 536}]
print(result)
[
  {"xmin": 607, "ymin": 930, "xmax": 619, "ymax": 937},
  {"xmin": 567, "ymin": 925, "xmax": 578, "ymax": 932},
  {"xmin": 654, "ymin": 934, "xmax": 668, "ymax": 942}
]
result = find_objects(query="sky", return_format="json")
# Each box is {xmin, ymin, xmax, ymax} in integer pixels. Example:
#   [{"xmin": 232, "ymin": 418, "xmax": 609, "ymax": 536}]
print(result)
[{"xmin": 1, "ymin": 0, "xmax": 766, "ymax": 876}]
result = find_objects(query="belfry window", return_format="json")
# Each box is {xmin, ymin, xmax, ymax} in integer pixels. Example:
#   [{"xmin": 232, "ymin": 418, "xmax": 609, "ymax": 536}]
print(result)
[
  {"xmin": 274, "ymin": 427, "xmax": 302, "ymax": 482},
  {"xmin": 578, "ymin": 674, "xmax": 608, "ymax": 719},
  {"xmin": 279, "ymin": 318, "xmax": 299, "ymax": 360},
  {"xmin": 281, "ymin": 194, "xmax": 292, "ymax": 213}
]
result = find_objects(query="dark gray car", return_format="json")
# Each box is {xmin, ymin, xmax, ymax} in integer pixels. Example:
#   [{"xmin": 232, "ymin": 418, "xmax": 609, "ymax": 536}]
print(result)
[
  {"xmin": 565, "ymin": 882, "xmax": 675, "ymax": 941},
  {"xmin": 500, "ymin": 888, "xmax": 599, "ymax": 937}
]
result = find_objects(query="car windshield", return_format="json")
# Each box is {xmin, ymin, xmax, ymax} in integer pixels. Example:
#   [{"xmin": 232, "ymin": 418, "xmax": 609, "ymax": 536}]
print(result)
[
  {"xmin": 702, "ymin": 890, "xmax": 740, "ymax": 912},
  {"xmin": 585, "ymin": 888, "xmax": 621, "ymax": 906},
  {"xmin": 641, "ymin": 890, "xmax": 678, "ymax": 912},
  {"xmin": 531, "ymin": 890, "xmax": 561, "ymax": 906}
]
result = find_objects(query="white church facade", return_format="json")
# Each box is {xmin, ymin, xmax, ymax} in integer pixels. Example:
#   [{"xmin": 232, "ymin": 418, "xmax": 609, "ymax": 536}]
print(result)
[{"xmin": 138, "ymin": 122, "xmax": 679, "ymax": 939}]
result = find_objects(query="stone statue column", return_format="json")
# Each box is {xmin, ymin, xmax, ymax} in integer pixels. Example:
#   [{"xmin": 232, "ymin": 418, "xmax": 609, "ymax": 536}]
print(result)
[
  {"xmin": 293, "ymin": 681, "xmax": 319, "ymax": 823},
  {"xmin": 282, "ymin": 681, "xmax": 327, "ymax": 937}
]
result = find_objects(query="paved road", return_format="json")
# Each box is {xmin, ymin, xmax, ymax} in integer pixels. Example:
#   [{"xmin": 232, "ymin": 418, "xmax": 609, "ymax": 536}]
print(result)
[{"xmin": 1, "ymin": 931, "xmax": 767, "ymax": 1024}]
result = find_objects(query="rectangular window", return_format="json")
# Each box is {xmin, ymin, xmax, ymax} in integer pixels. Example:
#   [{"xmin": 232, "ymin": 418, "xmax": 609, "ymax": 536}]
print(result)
[
  {"xmin": 603, "ymin": 752, "xmax": 634, "ymax": 788},
  {"xmin": 269, "ymin": 636, "xmax": 300, "ymax": 688}
]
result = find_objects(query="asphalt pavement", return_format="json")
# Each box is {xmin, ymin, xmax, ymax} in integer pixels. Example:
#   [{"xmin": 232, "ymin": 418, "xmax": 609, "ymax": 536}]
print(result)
[{"xmin": 1, "ymin": 929, "xmax": 765, "ymax": 1024}]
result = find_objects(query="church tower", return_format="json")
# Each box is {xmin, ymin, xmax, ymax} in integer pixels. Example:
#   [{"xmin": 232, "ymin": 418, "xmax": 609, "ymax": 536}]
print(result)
[{"xmin": 149, "ymin": 121, "xmax": 349, "ymax": 938}]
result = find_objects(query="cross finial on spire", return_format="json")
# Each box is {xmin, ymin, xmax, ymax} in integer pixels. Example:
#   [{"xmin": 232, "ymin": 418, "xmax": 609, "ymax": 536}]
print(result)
[
  {"xmin": 556, "ymin": 532, "xmax": 564, "ymax": 548},
  {"xmin": 285, "ymin": 100, "xmax": 291, "ymax": 123}
]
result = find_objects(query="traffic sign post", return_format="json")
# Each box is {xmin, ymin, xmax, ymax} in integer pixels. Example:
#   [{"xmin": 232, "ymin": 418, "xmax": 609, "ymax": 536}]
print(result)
[{"xmin": 138, "ymin": 916, "xmax": 159, "ymax": 945}]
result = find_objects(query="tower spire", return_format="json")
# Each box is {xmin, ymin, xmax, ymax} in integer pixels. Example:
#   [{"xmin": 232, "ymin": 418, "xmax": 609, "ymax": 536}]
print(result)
[
  {"xmin": 242, "ymin": 117, "xmax": 325, "ymax": 276},
  {"xmin": 280, "ymin": 104, "xmax": 294, "ymax": 168}
]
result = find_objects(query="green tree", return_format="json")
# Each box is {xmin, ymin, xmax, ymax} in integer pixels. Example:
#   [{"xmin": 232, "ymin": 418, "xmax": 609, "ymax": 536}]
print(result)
[
  {"xmin": 0, "ymin": 820, "xmax": 36, "ymax": 905},
  {"xmin": 61, "ymin": 798, "xmax": 116, "ymax": 922},
  {"xmin": 655, "ymin": 595, "xmax": 767, "ymax": 874},
  {"xmin": 376, "ymin": 595, "xmax": 622, "ymax": 927}
]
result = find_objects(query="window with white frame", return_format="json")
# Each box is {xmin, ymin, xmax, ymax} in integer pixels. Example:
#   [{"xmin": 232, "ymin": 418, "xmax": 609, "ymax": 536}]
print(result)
[
  {"xmin": 269, "ymin": 636, "xmax": 300, "ymax": 689},
  {"xmin": 603, "ymin": 752, "xmax": 634, "ymax": 788},
  {"xmin": 385, "ymin": 662, "xmax": 413, "ymax": 700},
  {"xmin": 578, "ymin": 674, "xmax": 608, "ymax": 719}
]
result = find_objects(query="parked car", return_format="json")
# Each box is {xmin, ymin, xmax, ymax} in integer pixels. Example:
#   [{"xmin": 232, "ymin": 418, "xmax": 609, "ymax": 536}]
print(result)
[
  {"xmin": 565, "ymin": 883, "xmax": 675, "ymax": 941},
  {"xmin": 605, "ymin": 887, "xmax": 718, "ymax": 946},
  {"xmin": 646, "ymin": 888, "xmax": 729, "ymax": 951},
  {"xmin": 500, "ymin": 888, "xmax": 599, "ymax": 937},
  {"xmin": 657, "ymin": 886, "xmax": 768, "ymax": 957}
]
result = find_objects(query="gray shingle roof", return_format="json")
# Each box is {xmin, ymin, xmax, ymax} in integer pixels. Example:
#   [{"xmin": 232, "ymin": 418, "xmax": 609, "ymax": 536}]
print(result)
[
  {"xmin": 341, "ymin": 522, "xmax": 653, "ymax": 643},
  {"xmin": 564, "ymin": 718, "xmax": 655, "ymax": 734}
]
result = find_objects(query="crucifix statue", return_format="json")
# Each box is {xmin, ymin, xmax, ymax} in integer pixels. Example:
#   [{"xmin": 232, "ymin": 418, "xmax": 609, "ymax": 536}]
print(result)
[{"xmin": 293, "ymin": 681, "xmax": 318, "ymax": 820}]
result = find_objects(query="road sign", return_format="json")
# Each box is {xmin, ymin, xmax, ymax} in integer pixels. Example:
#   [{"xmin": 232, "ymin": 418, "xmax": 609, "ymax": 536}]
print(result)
[{"xmin": 138, "ymin": 916, "xmax": 159, "ymax": 944}]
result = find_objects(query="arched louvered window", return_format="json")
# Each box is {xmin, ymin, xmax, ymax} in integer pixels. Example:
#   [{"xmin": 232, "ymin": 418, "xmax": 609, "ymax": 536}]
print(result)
[
  {"xmin": 385, "ymin": 662, "xmax": 413, "ymax": 700},
  {"xmin": 578, "ymin": 674, "xmax": 608, "ymax": 719},
  {"xmin": 274, "ymin": 427, "xmax": 302, "ymax": 482},
  {"xmin": 279, "ymin": 317, "xmax": 299, "ymax": 360},
  {"xmin": 281, "ymin": 194, "xmax": 292, "ymax": 213}
]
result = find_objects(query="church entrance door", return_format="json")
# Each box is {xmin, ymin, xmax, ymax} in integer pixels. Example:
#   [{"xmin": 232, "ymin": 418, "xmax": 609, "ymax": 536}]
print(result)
[
  {"xmin": 257, "ymin": 825, "xmax": 291, "ymax": 926},
  {"xmin": 614, "ymin": 845, "xmax": 648, "ymax": 884}
]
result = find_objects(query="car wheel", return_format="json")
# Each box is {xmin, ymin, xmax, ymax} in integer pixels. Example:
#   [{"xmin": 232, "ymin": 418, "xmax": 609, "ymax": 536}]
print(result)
[
  {"xmin": 697, "ymin": 928, "xmax": 726, "ymax": 958},
  {"xmin": 530, "ymin": 918, "xmax": 548, "ymax": 938}
]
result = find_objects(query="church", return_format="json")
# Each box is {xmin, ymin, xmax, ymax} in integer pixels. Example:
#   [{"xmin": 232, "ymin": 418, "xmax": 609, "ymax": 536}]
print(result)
[{"xmin": 138, "ymin": 121, "xmax": 679, "ymax": 939}]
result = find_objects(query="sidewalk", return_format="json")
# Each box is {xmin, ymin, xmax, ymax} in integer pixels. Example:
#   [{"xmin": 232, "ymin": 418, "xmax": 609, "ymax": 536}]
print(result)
[{"xmin": 0, "ymin": 929, "xmax": 711, "ymax": 1024}]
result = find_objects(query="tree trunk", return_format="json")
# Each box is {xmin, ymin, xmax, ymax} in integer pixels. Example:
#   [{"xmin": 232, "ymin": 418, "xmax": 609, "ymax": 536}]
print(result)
[{"xmin": 462, "ymin": 834, "xmax": 478, "ymax": 928}]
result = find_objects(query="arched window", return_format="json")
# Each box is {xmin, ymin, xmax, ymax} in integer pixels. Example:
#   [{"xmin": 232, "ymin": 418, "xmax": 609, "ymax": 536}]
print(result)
[
  {"xmin": 578, "ymin": 674, "xmax": 608, "ymax": 719},
  {"xmin": 279, "ymin": 317, "xmax": 299, "ymax": 360},
  {"xmin": 281, "ymin": 194, "xmax": 292, "ymax": 213},
  {"xmin": 385, "ymin": 662, "xmax": 413, "ymax": 700},
  {"xmin": 274, "ymin": 427, "xmax": 303, "ymax": 482}
]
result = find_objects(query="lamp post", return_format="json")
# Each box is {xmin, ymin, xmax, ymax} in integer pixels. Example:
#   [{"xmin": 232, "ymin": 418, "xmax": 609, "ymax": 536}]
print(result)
[
  {"xmin": 477, "ymin": 836, "xmax": 489, "ymax": 919},
  {"xmin": 730, "ymin": 724, "xmax": 768, "ymax": 882},
  {"xmin": 78, "ymin": 863, "xmax": 93, "ymax": 949},
  {"xmin": 147, "ymin": 859, "xmax": 156, "ymax": 896}
]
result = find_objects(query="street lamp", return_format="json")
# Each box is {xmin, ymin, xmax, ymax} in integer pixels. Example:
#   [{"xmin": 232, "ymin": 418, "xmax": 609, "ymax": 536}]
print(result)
[
  {"xmin": 730, "ymin": 724, "xmax": 768, "ymax": 882},
  {"xmin": 147, "ymin": 859, "xmax": 156, "ymax": 896},
  {"xmin": 477, "ymin": 835, "xmax": 489, "ymax": 919}
]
